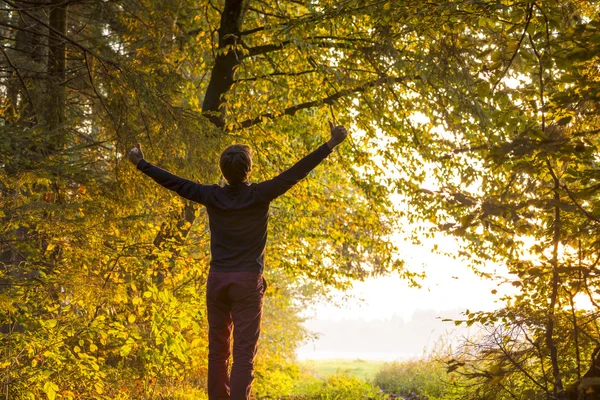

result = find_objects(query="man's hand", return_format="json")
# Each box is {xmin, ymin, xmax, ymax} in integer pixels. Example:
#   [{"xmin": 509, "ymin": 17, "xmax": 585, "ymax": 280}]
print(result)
[
  {"xmin": 128, "ymin": 144, "xmax": 144, "ymax": 167},
  {"xmin": 327, "ymin": 121, "xmax": 348, "ymax": 150}
]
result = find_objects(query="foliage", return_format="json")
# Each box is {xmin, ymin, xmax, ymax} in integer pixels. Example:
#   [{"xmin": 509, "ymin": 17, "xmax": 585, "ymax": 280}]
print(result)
[
  {"xmin": 288, "ymin": 373, "xmax": 386, "ymax": 400},
  {"xmin": 2, "ymin": 0, "xmax": 600, "ymax": 398},
  {"xmin": 299, "ymin": 358, "xmax": 385, "ymax": 381},
  {"xmin": 398, "ymin": 1, "xmax": 600, "ymax": 399},
  {"xmin": 373, "ymin": 359, "xmax": 462, "ymax": 400},
  {"xmin": 0, "ymin": 0, "xmax": 408, "ymax": 397}
]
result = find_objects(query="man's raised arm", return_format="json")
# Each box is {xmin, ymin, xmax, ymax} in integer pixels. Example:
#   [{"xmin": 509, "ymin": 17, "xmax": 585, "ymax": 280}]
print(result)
[
  {"xmin": 256, "ymin": 122, "xmax": 348, "ymax": 202},
  {"xmin": 128, "ymin": 144, "xmax": 210, "ymax": 205}
]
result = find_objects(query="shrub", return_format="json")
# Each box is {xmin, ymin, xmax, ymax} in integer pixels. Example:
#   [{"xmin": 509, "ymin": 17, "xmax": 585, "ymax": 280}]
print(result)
[
  {"xmin": 373, "ymin": 359, "xmax": 450, "ymax": 399},
  {"xmin": 253, "ymin": 362, "xmax": 302, "ymax": 399},
  {"xmin": 288, "ymin": 373, "xmax": 386, "ymax": 400}
]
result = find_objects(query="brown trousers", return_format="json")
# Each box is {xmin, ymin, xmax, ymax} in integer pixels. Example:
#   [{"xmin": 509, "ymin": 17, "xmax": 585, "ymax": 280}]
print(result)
[{"xmin": 206, "ymin": 271, "xmax": 266, "ymax": 400}]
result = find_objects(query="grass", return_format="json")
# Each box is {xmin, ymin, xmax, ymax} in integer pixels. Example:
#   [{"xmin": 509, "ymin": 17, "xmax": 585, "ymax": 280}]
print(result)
[{"xmin": 298, "ymin": 359, "xmax": 386, "ymax": 381}]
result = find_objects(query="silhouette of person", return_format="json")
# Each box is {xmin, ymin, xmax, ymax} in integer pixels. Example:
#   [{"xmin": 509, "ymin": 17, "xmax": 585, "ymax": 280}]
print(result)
[{"xmin": 129, "ymin": 122, "xmax": 348, "ymax": 399}]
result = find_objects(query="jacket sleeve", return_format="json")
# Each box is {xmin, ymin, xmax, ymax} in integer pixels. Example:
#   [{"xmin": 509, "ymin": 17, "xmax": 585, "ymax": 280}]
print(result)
[
  {"xmin": 256, "ymin": 143, "xmax": 332, "ymax": 202},
  {"xmin": 136, "ymin": 159, "xmax": 211, "ymax": 205}
]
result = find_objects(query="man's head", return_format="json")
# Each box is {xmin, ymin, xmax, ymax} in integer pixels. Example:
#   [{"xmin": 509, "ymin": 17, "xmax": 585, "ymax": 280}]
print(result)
[{"xmin": 219, "ymin": 144, "xmax": 253, "ymax": 184}]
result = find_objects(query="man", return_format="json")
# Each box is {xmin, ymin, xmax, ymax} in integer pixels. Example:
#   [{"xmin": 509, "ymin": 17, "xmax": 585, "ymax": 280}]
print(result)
[{"xmin": 128, "ymin": 122, "xmax": 348, "ymax": 399}]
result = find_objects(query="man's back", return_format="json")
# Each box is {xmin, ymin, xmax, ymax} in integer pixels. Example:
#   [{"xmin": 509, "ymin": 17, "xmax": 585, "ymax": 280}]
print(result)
[{"xmin": 205, "ymin": 183, "xmax": 270, "ymax": 273}]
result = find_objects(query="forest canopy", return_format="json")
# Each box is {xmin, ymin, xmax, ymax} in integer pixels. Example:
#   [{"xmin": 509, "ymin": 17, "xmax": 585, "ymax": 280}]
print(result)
[{"xmin": 1, "ymin": 0, "xmax": 600, "ymax": 399}]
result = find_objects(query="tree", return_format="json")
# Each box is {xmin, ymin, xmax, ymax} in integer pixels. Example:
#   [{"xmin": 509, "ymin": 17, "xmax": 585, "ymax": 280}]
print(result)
[
  {"xmin": 0, "ymin": 0, "xmax": 409, "ymax": 397},
  {"xmin": 396, "ymin": 2, "xmax": 600, "ymax": 399}
]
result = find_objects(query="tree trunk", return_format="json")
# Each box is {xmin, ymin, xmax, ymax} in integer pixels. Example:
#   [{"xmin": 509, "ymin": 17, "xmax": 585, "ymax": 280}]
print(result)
[
  {"xmin": 150, "ymin": 0, "xmax": 249, "ymax": 257},
  {"xmin": 201, "ymin": 0, "xmax": 248, "ymax": 127},
  {"xmin": 45, "ymin": 0, "xmax": 68, "ymax": 152}
]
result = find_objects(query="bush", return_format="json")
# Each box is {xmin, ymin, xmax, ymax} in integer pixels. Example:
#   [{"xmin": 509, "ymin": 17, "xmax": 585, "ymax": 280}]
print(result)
[
  {"xmin": 373, "ymin": 359, "xmax": 452, "ymax": 399},
  {"xmin": 253, "ymin": 362, "xmax": 302, "ymax": 399},
  {"xmin": 287, "ymin": 373, "xmax": 386, "ymax": 400}
]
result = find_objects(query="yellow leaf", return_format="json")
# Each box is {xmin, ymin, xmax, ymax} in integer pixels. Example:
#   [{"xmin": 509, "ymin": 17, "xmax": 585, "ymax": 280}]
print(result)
[
  {"xmin": 43, "ymin": 381, "xmax": 59, "ymax": 400},
  {"xmin": 128, "ymin": 314, "xmax": 136, "ymax": 323}
]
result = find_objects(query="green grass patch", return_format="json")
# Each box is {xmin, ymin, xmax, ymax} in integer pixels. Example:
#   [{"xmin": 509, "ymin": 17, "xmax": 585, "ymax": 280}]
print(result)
[{"xmin": 298, "ymin": 358, "xmax": 386, "ymax": 381}]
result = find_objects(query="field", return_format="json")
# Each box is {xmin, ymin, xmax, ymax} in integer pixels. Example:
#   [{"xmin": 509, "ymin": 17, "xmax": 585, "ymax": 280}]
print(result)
[{"xmin": 298, "ymin": 359, "xmax": 386, "ymax": 381}]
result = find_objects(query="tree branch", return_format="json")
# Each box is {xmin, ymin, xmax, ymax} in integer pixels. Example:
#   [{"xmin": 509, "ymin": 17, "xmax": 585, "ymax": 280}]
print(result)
[
  {"xmin": 545, "ymin": 160, "xmax": 565, "ymax": 398},
  {"xmin": 245, "ymin": 38, "xmax": 370, "ymax": 57},
  {"xmin": 492, "ymin": 3, "xmax": 533, "ymax": 92},
  {"xmin": 246, "ymin": 40, "xmax": 290, "ymax": 57},
  {"xmin": 0, "ymin": 45, "xmax": 34, "ymax": 110},
  {"xmin": 236, "ymin": 75, "xmax": 411, "ymax": 129},
  {"xmin": 248, "ymin": 6, "xmax": 288, "ymax": 19},
  {"xmin": 234, "ymin": 69, "xmax": 317, "ymax": 82},
  {"xmin": 559, "ymin": 181, "xmax": 600, "ymax": 224},
  {"xmin": 201, "ymin": 0, "xmax": 248, "ymax": 127}
]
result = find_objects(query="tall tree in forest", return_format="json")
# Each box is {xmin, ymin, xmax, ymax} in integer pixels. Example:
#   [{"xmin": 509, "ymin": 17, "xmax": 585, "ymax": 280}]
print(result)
[{"xmin": 401, "ymin": 2, "xmax": 600, "ymax": 399}]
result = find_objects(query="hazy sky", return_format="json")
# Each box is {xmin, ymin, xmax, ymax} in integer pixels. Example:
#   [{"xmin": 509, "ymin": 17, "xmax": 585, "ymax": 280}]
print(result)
[
  {"xmin": 311, "ymin": 234, "xmax": 507, "ymax": 321},
  {"xmin": 296, "ymin": 234, "xmax": 509, "ymax": 360}
]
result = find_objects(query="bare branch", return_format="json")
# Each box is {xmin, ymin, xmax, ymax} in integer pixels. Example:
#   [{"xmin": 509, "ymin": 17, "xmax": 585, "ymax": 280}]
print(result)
[{"xmin": 0, "ymin": 45, "xmax": 34, "ymax": 110}]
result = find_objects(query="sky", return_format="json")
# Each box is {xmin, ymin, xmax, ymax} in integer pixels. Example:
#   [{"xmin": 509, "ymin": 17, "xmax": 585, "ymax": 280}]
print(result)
[
  {"xmin": 310, "ymin": 237, "xmax": 503, "ymax": 321},
  {"xmin": 295, "ymin": 233, "xmax": 511, "ymax": 360}
]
